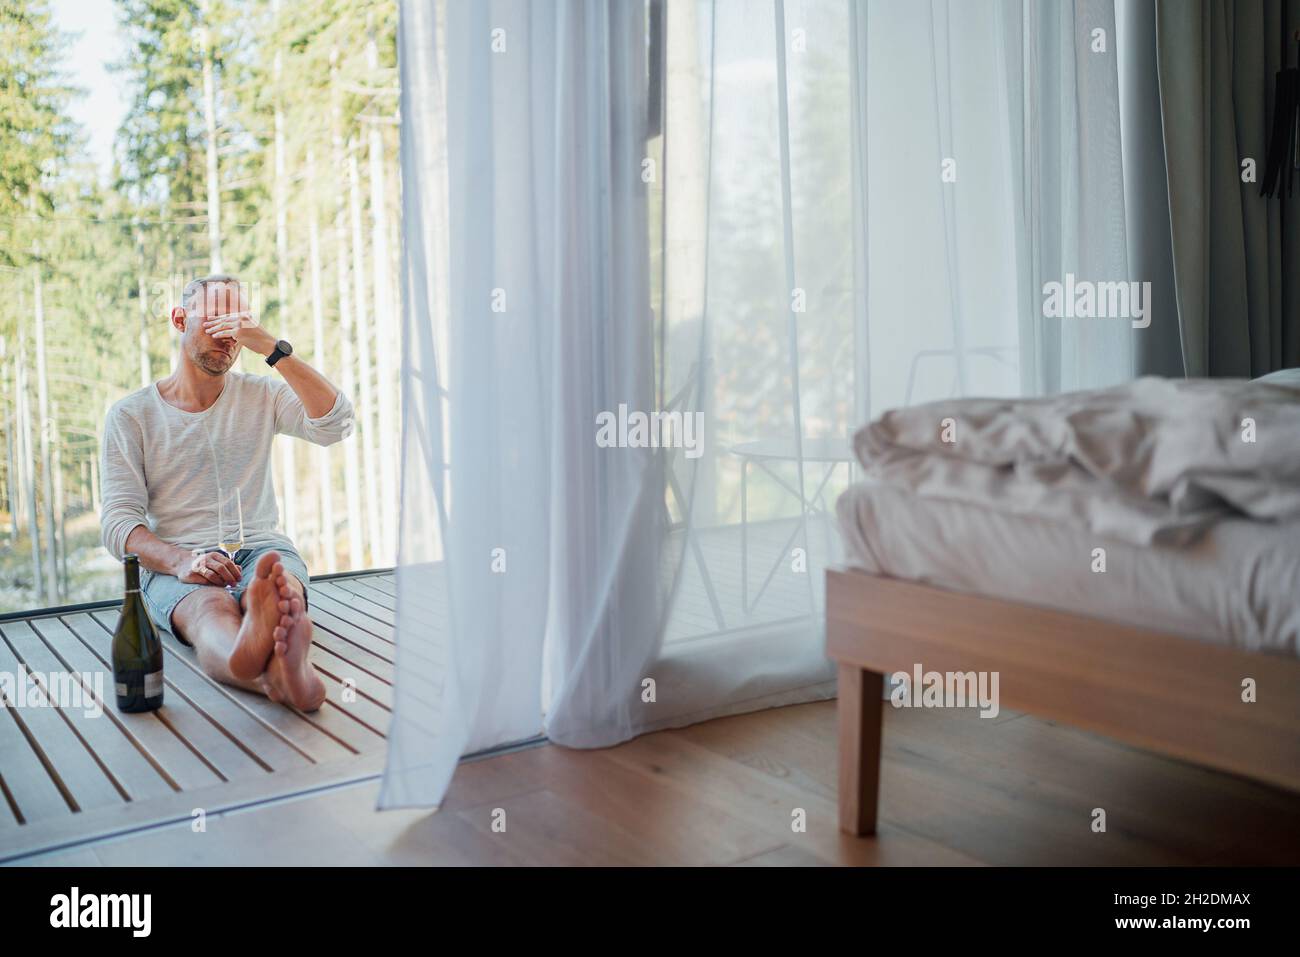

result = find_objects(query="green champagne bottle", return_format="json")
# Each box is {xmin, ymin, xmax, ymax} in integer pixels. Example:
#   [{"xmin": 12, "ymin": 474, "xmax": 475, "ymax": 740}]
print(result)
[{"xmin": 112, "ymin": 553, "xmax": 164, "ymax": 713}]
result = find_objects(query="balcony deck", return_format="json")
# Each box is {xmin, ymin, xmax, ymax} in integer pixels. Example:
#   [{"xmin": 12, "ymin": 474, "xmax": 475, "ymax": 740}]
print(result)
[{"xmin": 0, "ymin": 569, "xmax": 398, "ymax": 863}]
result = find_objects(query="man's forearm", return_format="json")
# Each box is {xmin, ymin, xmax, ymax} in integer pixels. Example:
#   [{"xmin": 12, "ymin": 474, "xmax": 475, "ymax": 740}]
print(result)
[
  {"xmin": 205, "ymin": 312, "xmax": 341, "ymax": 418},
  {"xmin": 272, "ymin": 355, "xmax": 339, "ymax": 419},
  {"xmin": 124, "ymin": 524, "xmax": 191, "ymax": 577}
]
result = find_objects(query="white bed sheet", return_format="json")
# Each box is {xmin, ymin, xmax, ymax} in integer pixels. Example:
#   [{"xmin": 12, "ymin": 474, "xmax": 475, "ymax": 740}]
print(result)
[{"xmin": 837, "ymin": 481, "xmax": 1300, "ymax": 658}]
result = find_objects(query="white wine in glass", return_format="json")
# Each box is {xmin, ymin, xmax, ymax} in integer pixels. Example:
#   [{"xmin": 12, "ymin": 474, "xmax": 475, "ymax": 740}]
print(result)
[{"xmin": 218, "ymin": 486, "xmax": 244, "ymax": 559}]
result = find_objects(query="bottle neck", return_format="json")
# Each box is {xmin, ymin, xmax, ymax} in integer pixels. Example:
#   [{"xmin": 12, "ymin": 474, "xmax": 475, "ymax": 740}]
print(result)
[{"xmin": 123, "ymin": 558, "xmax": 141, "ymax": 593}]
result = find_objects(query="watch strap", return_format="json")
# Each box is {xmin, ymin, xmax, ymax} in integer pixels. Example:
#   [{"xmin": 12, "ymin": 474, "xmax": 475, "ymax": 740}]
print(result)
[{"xmin": 266, "ymin": 340, "xmax": 291, "ymax": 367}]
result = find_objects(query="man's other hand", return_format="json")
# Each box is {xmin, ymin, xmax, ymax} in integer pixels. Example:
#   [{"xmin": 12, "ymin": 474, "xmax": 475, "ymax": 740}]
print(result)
[
  {"xmin": 175, "ymin": 548, "xmax": 242, "ymax": 586},
  {"xmin": 204, "ymin": 311, "xmax": 278, "ymax": 357}
]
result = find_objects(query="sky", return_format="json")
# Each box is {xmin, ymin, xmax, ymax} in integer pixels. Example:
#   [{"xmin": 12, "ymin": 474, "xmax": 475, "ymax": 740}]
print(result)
[{"xmin": 50, "ymin": 0, "xmax": 129, "ymax": 183}]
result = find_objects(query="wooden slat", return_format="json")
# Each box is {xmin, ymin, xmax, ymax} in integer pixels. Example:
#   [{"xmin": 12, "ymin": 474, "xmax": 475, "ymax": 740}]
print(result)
[
  {"xmin": 317, "ymin": 603, "xmax": 445, "ymax": 686},
  {"xmin": 317, "ymin": 695, "xmax": 390, "ymax": 741},
  {"xmin": 309, "ymin": 625, "xmax": 396, "ymax": 683},
  {"xmin": 365, "ymin": 575, "xmax": 396, "ymax": 597},
  {"xmin": 329, "ymin": 576, "xmax": 397, "ymax": 611},
  {"xmin": 308, "ymin": 658, "xmax": 391, "ymax": 740},
  {"xmin": 310, "ymin": 592, "xmax": 398, "ymax": 648},
  {"xmin": 309, "ymin": 644, "xmax": 393, "ymax": 709},
  {"xmin": 313, "ymin": 581, "xmax": 396, "ymax": 627},
  {"xmin": 826, "ymin": 569, "xmax": 1300, "ymax": 796},
  {"xmin": 0, "ymin": 630, "xmax": 123, "ymax": 813},
  {"xmin": 0, "ymin": 620, "xmax": 174, "ymax": 803},
  {"xmin": 0, "ymin": 702, "xmax": 74, "ymax": 826},
  {"xmin": 311, "ymin": 603, "xmax": 398, "ymax": 660}
]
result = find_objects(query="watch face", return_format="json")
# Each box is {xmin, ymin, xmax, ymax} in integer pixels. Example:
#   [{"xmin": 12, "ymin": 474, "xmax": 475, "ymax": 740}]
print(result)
[{"xmin": 278, "ymin": 339, "xmax": 293, "ymax": 356}]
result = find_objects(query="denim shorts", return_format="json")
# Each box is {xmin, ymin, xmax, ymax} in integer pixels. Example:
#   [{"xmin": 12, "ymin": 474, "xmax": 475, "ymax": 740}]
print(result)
[{"xmin": 140, "ymin": 540, "xmax": 311, "ymax": 643}]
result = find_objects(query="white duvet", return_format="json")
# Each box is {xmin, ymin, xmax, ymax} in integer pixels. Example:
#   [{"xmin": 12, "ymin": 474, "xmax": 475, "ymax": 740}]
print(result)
[{"xmin": 853, "ymin": 376, "xmax": 1300, "ymax": 546}]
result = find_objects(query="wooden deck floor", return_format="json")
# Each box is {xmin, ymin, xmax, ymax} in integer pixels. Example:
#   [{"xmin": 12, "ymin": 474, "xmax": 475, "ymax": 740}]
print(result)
[
  {"xmin": 10, "ymin": 699, "xmax": 1300, "ymax": 866},
  {"xmin": 0, "ymin": 570, "xmax": 398, "ymax": 862},
  {"xmin": 17, "ymin": 520, "xmax": 1290, "ymax": 865}
]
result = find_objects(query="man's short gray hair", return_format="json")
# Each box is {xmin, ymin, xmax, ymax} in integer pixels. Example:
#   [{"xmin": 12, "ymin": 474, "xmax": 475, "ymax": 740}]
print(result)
[{"xmin": 181, "ymin": 274, "xmax": 242, "ymax": 314}]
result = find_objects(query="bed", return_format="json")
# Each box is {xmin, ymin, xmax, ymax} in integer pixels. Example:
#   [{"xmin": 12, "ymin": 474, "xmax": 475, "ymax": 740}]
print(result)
[{"xmin": 828, "ymin": 377, "xmax": 1300, "ymax": 836}]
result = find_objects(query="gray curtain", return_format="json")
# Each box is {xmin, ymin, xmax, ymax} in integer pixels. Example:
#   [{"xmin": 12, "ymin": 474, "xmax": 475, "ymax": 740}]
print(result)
[
  {"xmin": 1118, "ymin": 0, "xmax": 1183, "ymax": 377},
  {"xmin": 1155, "ymin": 0, "xmax": 1300, "ymax": 377}
]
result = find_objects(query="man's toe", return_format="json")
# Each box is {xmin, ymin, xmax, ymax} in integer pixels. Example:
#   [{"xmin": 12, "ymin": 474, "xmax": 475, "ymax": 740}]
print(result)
[{"xmin": 254, "ymin": 550, "xmax": 280, "ymax": 579}]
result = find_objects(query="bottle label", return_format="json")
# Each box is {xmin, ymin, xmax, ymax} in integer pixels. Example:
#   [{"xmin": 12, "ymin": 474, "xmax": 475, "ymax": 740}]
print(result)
[
  {"xmin": 144, "ymin": 671, "xmax": 163, "ymax": 698},
  {"xmin": 115, "ymin": 682, "xmax": 128, "ymax": 697}
]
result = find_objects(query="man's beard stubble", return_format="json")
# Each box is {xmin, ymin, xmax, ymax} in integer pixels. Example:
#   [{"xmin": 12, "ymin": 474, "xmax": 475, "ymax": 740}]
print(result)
[{"xmin": 194, "ymin": 347, "xmax": 236, "ymax": 376}]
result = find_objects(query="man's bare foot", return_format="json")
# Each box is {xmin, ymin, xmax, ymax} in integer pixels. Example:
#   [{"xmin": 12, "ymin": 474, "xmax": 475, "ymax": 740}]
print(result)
[
  {"xmin": 228, "ymin": 551, "xmax": 287, "ymax": 681},
  {"xmin": 264, "ymin": 596, "xmax": 327, "ymax": 712}
]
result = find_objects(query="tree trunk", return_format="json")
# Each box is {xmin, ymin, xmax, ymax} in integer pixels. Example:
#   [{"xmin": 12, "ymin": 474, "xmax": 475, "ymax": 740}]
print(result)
[
  {"xmin": 33, "ymin": 262, "xmax": 59, "ymax": 602},
  {"xmin": 332, "ymin": 52, "xmax": 365, "ymax": 568},
  {"xmin": 17, "ymin": 342, "xmax": 43, "ymax": 603},
  {"xmin": 200, "ymin": 0, "xmax": 223, "ymax": 273},
  {"xmin": 137, "ymin": 226, "xmax": 151, "ymax": 387},
  {"xmin": 3, "ymin": 350, "xmax": 19, "ymax": 540},
  {"xmin": 52, "ymin": 407, "xmax": 67, "ymax": 596},
  {"xmin": 90, "ymin": 446, "xmax": 100, "ymax": 516},
  {"xmin": 96, "ymin": 397, "xmax": 111, "ymax": 519},
  {"xmin": 168, "ymin": 248, "xmax": 180, "ymax": 369},
  {"xmin": 272, "ymin": 9, "xmax": 297, "ymax": 544},
  {"xmin": 307, "ymin": 149, "xmax": 338, "ymax": 573},
  {"xmin": 8, "ymin": 357, "xmax": 22, "ymax": 537},
  {"xmin": 348, "ymin": 144, "xmax": 383, "ymax": 564},
  {"xmin": 664, "ymin": 0, "xmax": 717, "ymax": 525},
  {"xmin": 366, "ymin": 31, "xmax": 399, "ymax": 561}
]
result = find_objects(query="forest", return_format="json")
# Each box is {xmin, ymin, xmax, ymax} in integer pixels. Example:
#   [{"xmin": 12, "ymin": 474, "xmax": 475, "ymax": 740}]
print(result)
[{"xmin": 0, "ymin": 0, "xmax": 401, "ymax": 612}]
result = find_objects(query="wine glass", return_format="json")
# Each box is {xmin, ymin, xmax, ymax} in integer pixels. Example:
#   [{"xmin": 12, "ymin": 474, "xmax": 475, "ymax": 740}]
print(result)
[{"xmin": 217, "ymin": 487, "xmax": 244, "ymax": 594}]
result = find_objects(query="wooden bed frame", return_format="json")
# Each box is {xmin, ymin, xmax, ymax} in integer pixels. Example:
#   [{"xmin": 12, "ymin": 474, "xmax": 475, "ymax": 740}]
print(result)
[{"xmin": 826, "ymin": 568, "xmax": 1300, "ymax": 836}]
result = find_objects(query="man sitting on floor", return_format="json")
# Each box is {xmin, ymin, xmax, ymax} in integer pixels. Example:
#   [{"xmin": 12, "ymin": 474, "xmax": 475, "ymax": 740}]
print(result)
[{"xmin": 100, "ymin": 274, "xmax": 355, "ymax": 711}]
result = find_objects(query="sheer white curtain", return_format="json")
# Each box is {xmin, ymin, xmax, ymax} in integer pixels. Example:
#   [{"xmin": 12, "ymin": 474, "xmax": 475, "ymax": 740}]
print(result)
[
  {"xmin": 859, "ymin": 0, "xmax": 1135, "ymax": 408},
  {"xmin": 383, "ymin": 0, "xmax": 1138, "ymax": 808},
  {"xmin": 382, "ymin": 0, "xmax": 675, "ymax": 808}
]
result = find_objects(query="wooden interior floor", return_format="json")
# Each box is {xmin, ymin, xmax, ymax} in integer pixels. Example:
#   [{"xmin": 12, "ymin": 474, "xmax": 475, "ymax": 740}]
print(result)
[{"xmin": 10, "ymin": 699, "xmax": 1300, "ymax": 866}]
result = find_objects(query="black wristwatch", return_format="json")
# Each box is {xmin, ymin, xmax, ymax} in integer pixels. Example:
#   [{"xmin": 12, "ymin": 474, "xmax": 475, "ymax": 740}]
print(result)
[{"xmin": 266, "ymin": 339, "xmax": 293, "ymax": 367}]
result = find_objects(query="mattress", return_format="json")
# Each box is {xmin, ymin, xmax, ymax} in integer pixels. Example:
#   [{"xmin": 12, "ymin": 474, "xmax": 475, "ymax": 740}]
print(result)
[{"xmin": 836, "ymin": 481, "xmax": 1300, "ymax": 658}]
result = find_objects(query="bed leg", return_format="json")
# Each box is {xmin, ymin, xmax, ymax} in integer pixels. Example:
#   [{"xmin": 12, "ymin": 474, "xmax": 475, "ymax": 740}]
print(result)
[{"xmin": 838, "ymin": 664, "xmax": 884, "ymax": 836}]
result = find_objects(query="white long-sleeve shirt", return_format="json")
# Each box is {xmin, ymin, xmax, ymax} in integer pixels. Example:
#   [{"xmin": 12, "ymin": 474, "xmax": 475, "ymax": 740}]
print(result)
[{"xmin": 100, "ymin": 371, "xmax": 354, "ymax": 560}]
